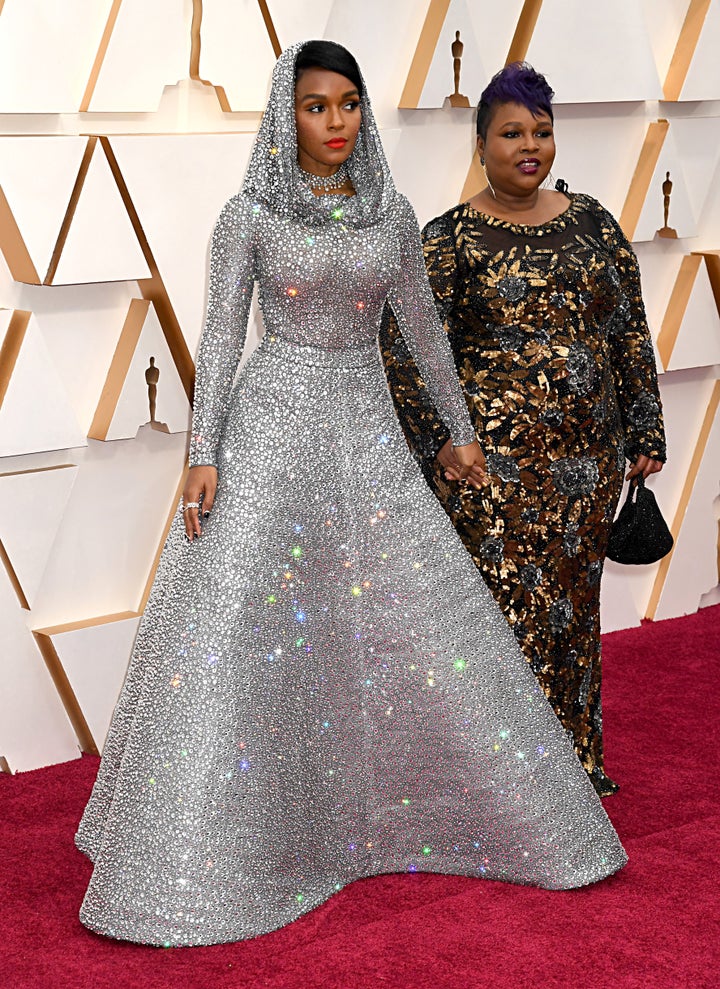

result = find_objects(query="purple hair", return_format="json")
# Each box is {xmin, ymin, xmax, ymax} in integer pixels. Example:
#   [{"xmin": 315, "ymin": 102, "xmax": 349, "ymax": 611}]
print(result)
[{"xmin": 476, "ymin": 62, "xmax": 554, "ymax": 138}]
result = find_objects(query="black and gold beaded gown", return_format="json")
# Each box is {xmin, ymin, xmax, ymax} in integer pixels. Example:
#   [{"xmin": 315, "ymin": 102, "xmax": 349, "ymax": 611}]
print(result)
[{"xmin": 380, "ymin": 195, "xmax": 666, "ymax": 795}]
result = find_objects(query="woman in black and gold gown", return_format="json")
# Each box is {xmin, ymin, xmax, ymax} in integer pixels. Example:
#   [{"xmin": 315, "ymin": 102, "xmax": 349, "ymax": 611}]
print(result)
[{"xmin": 381, "ymin": 63, "xmax": 666, "ymax": 796}]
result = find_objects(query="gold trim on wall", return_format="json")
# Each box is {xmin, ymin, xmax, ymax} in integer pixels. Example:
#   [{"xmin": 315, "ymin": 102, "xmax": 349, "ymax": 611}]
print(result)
[
  {"xmin": 257, "ymin": 0, "xmax": 282, "ymax": 58},
  {"xmin": 663, "ymin": 0, "xmax": 713, "ymax": 101},
  {"xmin": 506, "ymin": 0, "xmax": 544, "ymax": 64},
  {"xmin": 79, "ymin": 0, "xmax": 124, "ymax": 112},
  {"xmin": 657, "ymin": 254, "xmax": 703, "ymax": 370},
  {"xmin": 618, "ymin": 119, "xmax": 668, "ymax": 242},
  {"xmin": 0, "ymin": 187, "xmax": 41, "ymax": 284},
  {"xmin": 646, "ymin": 380, "xmax": 720, "ymax": 620},
  {"xmin": 137, "ymin": 465, "xmax": 187, "ymax": 613},
  {"xmin": 32, "ymin": 631, "xmax": 99, "ymax": 755},
  {"xmin": 399, "ymin": 0, "xmax": 452, "ymax": 109},
  {"xmin": 0, "ymin": 537, "xmax": 30, "ymax": 610},
  {"xmin": 100, "ymin": 137, "xmax": 194, "ymax": 402},
  {"xmin": 0, "ymin": 308, "xmax": 30, "ymax": 410},
  {"xmin": 43, "ymin": 137, "xmax": 97, "ymax": 285},
  {"xmin": 88, "ymin": 298, "xmax": 150, "ymax": 440}
]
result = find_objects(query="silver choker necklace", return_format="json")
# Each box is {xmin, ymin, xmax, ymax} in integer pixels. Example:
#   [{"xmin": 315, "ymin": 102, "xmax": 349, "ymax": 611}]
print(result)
[{"xmin": 298, "ymin": 164, "xmax": 349, "ymax": 191}]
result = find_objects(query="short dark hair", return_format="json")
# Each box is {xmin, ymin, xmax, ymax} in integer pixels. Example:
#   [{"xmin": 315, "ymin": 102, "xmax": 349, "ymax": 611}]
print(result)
[
  {"xmin": 295, "ymin": 40, "xmax": 363, "ymax": 96},
  {"xmin": 476, "ymin": 62, "xmax": 554, "ymax": 139}
]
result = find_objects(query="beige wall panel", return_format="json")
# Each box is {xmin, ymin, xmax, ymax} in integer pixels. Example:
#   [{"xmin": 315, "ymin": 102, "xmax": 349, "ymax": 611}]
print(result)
[
  {"xmin": 633, "ymin": 127, "xmax": 697, "ymax": 241},
  {"xmin": 0, "ymin": 137, "xmax": 88, "ymax": 283},
  {"xmin": 267, "ymin": 0, "xmax": 335, "ymax": 49},
  {"xmin": 664, "ymin": 259, "xmax": 720, "ymax": 370},
  {"xmin": 599, "ymin": 562, "xmax": 646, "ymax": 634},
  {"xmin": 635, "ymin": 244, "xmax": 685, "ymax": 339},
  {"xmin": 678, "ymin": 0, "xmax": 720, "ymax": 100},
  {"xmin": 667, "ymin": 115, "xmax": 720, "ymax": 227},
  {"xmin": 108, "ymin": 134, "xmax": 256, "ymax": 356},
  {"xmin": 384, "ymin": 116, "xmax": 477, "ymax": 224},
  {"xmin": 0, "ymin": 312, "xmax": 86, "ymax": 457},
  {"xmin": 51, "ymin": 145, "xmax": 151, "ymax": 285},
  {"xmin": 86, "ymin": 0, "xmax": 191, "ymax": 112},
  {"xmin": 653, "ymin": 369, "xmax": 718, "ymax": 524},
  {"xmin": 641, "ymin": 0, "xmax": 690, "ymax": 83},
  {"xmin": 525, "ymin": 0, "xmax": 662, "ymax": 103},
  {"xmin": 198, "ymin": 0, "xmax": 278, "ymax": 111},
  {"xmin": 653, "ymin": 385, "xmax": 720, "ymax": 619},
  {"xmin": 0, "ymin": 569, "xmax": 78, "ymax": 772},
  {"xmin": 552, "ymin": 106, "xmax": 649, "ymax": 220},
  {"xmin": 104, "ymin": 302, "xmax": 191, "ymax": 440},
  {"xmin": 0, "ymin": 465, "xmax": 78, "ymax": 608},
  {"xmin": 27, "ymin": 429, "xmax": 187, "ymax": 632},
  {"xmin": 12, "ymin": 281, "xmax": 139, "ymax": 435},
  {"xmin": 0, "ymin": 0, "xmax": 115, "ymax": 113},
  {"xmin": 47, "ymin": 615, "xmax": 140, "ymax": 751}
]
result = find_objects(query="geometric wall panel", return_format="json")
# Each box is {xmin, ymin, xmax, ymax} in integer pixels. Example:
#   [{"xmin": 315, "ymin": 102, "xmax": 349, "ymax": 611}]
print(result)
[
  {"xmin": 88, "ymin": 299, "xmax": 191, "ymax": 440},
  {"xmin": 0, "ymin": 465, "xmax": 79, "ymax": 609},
  {"xmin": 525, "ymin": 0, "xmax": 663, "ymax": 102},
  {"xmin": 197, "ymin": 0, "xmax": 279, "ymax": 111},
  {"xmin": 649, "ymin": 380, "xmax": 720, "ymax": 620},
  {"xmin": 0, "ymin": 310, "xmax": 86, "ymax": 457},
  {"xmin": 36, "ymin": 613, "xmax": 140, "ymax": 753},
  {"xmin": 24, "ymin": 281, "xmax": 139, "ymax": 436},
  {"xmin": 0, "ymin": 135, "xmax": 150, "ymax": 285},
  {"xmin": 627, "ymin": 122, "xmax": 697, "ymax": 242},
  {"xmin": 49, "ymin": 138, "xmax": 151, "ymax": 285},
  {"xmin": 657, "ymin": 254, "xmax": 720, "ymax": 370},
  {"xmin": 0, "ymin": 137, "xmax": 89, "ymax": 284},
  {"xmin": 25, "ymin": 430, "xmax": 188, "ymax": 633},
  {"xmin": 268, "ymin": 0, "xmax": 336, "ymax": 51},
  {"xmin": 0, "ymin": 567, "xmax": 79, "ymax": 773},
  {"xmin": 82, "ymin": 0, "xmax": 191, "ymax": 112},
  {"xmin": 109, "ymin": 134, "xmax": 257, "ymax": 356},
  {"xmin": 672, "ymin": 0, "xmax": 720, "ymax": 101},
  {"xmin": 400, "ymin": 0, "xmax": 501, "ymax": 109},
  {"xmin": 0, "ymin": 0, "xmax": 115, "ymax": 113}
]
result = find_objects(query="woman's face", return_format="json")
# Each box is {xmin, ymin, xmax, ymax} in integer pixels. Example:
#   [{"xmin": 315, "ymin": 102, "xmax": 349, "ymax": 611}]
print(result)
[
  {"xmin": 294, "ymin": 67, "xmax": 362, "ymax": 175},
  {"xmin": 478, "ymin": 101, "xmax": 555, "ymax": 196}
]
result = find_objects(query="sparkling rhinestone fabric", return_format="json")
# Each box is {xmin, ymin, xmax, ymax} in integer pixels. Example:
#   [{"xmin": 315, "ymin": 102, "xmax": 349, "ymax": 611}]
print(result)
[{"xmin": 75, "ymin": 42, "xmax": 626, "ymax": 947}]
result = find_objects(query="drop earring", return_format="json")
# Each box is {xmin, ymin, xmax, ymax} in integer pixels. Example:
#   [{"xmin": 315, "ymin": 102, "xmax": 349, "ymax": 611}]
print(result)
[{"xmin": 480, "ymin": 157, "xmax": 496, "ymax": 199}]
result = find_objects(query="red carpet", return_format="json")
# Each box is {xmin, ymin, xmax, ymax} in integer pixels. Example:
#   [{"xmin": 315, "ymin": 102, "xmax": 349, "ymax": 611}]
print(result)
[{"xmin": 2, "ymin": 606, "xmax": 718, "ymax": 988}]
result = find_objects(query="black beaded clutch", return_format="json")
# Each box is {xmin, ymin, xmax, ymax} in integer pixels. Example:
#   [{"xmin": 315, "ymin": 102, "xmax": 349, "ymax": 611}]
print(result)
[{"xmin": 606, "ymin": 475, "xmax": 674, "ymax": 565}]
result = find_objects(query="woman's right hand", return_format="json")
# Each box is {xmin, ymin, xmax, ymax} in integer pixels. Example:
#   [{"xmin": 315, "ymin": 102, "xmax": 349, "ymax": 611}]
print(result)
[
  {"xmin": 182, "ymin": 465, "xmax": 218, "ymax": 541},
  {"xmin": 437, "ymin": 438, "xmax": 489, "ymax": 489}
]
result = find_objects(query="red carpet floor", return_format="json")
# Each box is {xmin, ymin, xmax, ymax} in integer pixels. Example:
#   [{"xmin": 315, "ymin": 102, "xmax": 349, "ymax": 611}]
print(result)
[{"xmin": 2, "ymin": 605, "xmax": 718, "ymax": 989}]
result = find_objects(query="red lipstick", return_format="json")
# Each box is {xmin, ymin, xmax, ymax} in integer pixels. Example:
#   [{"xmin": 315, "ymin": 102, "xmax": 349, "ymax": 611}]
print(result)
[{"xmin": 325, "ymin": 138, "xmax": 347, "ymax": 149}]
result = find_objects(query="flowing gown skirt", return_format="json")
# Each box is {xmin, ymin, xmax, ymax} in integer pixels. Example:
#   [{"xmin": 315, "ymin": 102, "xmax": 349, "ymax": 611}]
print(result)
[{"xmin": 76, "ymin": 335, "xmax": 626, "ymax": 946}]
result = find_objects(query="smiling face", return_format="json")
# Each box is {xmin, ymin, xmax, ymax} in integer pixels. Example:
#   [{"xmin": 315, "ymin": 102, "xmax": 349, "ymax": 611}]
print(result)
[
  {"xmin": 477, "ymin": 101, "xmax": 555, "ymax": 198},
  {"xmin": 294, "ymin": 67, "xmax": 362, "ymax": 177}
]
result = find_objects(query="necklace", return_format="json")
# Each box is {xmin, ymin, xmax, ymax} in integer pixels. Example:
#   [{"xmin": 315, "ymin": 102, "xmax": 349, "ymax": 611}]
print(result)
[{"xmin": 298, "ymin": 163, "xmax": 349, "ymax": 192}]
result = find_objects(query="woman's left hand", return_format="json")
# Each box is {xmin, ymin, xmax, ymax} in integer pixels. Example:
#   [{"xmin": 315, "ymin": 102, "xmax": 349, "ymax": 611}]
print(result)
[{"xmin": 626, "ymin": 455, "xmax": 664, "ymax": 481}]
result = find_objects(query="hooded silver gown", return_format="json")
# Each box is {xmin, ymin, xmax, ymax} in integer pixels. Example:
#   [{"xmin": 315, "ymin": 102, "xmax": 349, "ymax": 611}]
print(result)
[{"xmin": 75, "ymin": 42, "xmax": 627, "ymax": 947}]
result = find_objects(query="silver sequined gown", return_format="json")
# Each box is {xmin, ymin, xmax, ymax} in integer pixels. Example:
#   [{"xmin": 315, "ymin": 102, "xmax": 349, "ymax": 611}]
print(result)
[{"xmin": 75, "ymin": 42, "xmax": 626, "ymax": 948}]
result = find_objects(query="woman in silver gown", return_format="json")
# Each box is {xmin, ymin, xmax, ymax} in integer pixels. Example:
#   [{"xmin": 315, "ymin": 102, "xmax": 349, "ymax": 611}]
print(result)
[{"xmin": 76, "ymin": 41, "xmax": 626, "ymax": 948}]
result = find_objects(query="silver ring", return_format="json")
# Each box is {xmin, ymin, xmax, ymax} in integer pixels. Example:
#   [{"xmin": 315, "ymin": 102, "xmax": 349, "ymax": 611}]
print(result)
[{"xmin": 183, "ymin": 502, "xmax": 200, "ymax": 513}]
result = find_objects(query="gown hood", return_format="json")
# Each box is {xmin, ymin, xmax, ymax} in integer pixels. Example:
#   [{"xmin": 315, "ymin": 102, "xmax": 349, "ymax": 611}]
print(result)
[{"xmin": 242, "ymin": 40, "xmax": 397, "ymax": 227}]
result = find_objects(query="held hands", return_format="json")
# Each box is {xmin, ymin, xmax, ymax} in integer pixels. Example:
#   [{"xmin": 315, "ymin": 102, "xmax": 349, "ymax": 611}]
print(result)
[
  {"xmin": 626, "ymin": 455, "xmax": 664, "ymax": 481},
  {"xmin": 437, "ymin": 438, "xmax": 489, "ymax": 489},
  {"xmin": 182, "ymin": 465, "xmax": 218, "ymax": 541}
]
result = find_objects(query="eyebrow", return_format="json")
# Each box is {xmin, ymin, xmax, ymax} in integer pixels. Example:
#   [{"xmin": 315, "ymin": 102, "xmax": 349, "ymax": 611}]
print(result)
[
  {"xmin": 300, "ymin": 90, "xmax": 360, "ymax": 102},
  {"xmin": 497, "ymin": 118, "xmax": 552, "ymax": 128}
]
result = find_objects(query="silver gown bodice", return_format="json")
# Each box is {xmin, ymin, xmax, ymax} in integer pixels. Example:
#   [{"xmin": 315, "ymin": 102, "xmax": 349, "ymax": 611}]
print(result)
[{"xmin": 189, "ymin": 191, "xmax": 475, "ymax": 468}]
